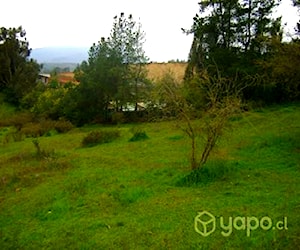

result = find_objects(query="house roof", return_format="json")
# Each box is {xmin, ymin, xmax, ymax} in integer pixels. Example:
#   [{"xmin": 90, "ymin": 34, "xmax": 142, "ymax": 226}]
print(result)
[{"xmin": 38, "ymin": 73, "xmax": 51, "ymax": 78}]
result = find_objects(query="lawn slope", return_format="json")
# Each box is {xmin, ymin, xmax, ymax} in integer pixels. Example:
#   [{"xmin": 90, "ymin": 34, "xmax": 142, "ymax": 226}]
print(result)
[{"xmin": 0, "ymin": 104, "xmax": 299, "ymax": 249}]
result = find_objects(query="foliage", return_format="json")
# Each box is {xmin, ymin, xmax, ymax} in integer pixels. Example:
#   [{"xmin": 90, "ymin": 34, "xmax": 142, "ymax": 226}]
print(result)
[
  {"xmin": 158, "ymin": 71, "xmax": 242, "ymax": 169},
  {"xmin": 129, "ymin": 127, "xmax": 149, "ymax": 142},
  {"xmin": 3, "ymin": 111, "xmax": 34, "ymax": 130},
  {"xmin": 31, "ymin": 86, "xmax": 68, "ymax": 119},
  {"xmin": 293, "ymin": 0, "xmax": 300, "ymax": 34},
  {"xmin": 81, "ymin": 129, "xmax": 121, "ymax": 147},
  {"xmin": 0, "ymin": 26, "xmax": 40, "ymax": 105},
  {"xmin": 176, "ymin": 160, "xmax": 232, "ymax": 186},
  {"xmin": 4, "ymin": 130, "xmax": 25, "ymax": 143},
  {"xmin": 70, "ymin": 13, "xmax": 149, "ymax": 125},
  {"xmin": 19, "ymin": 119, "xmax": 73, "ymax": 137},
  {"xmin": 20, "ymin": 83, "xmax": 46, "ymax": 110},
  {"xmin": 184, "ymin": 0, "xmax": 283, "ymax": 103},
  {"xmin": 259, "ymin": 39, "xmax": 300, "ymax": 102},
  {"xmin": 21, "ymin": 122, "xmax": 52, "ymax": 138},
  {"xmin": 0, "ymin": 109, "xmax": 74, "ymax": 141},
  {"xmin": 32, "ymin": 139, "xmax": 55, "ymax": 159},
  {"xmin": 54, "ymin": 119, "xmax": 74, "ymax": 133}
]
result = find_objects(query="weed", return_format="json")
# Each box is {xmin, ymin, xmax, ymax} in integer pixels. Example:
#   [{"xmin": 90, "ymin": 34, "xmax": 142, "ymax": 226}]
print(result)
[
  {"xmin": 112, "ymin": 186, "xmax": 151, "ymax": 205},
  {"xmin": 82, "ymin": 129, "xmax": 120, "ymax": 147},
  {"xmin": 129, "ymin": 127, "xmax": 149, "ymax": 142},
  {"xmin": 168, "ymin": 135, "xmax": 184, "ymax": 141},
  {"xmin": 6, "ymin": 131, "xmax": 24, "ymax": 142},
  {"xmin": 176, "ymin": 160, "xmax": 233, "ymax": 186},
  {"xmin": 32, "ymin": 139, "xmax": 55, "ymax": 159}
]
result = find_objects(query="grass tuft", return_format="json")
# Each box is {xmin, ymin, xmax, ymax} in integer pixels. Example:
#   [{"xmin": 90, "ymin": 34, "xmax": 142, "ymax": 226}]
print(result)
[
  {"xmin": 176, "ymin": 160, "xmax": 234, "ymax": 186},
  {"xmin": 129, "ymin": 127, "xmax": 149, "ymax": 142},
  {"xmin": 112, "ymin": 186, "xmax": 151, "ymax": 205}
]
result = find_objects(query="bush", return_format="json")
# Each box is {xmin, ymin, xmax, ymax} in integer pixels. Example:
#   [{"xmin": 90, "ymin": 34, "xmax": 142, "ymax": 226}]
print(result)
[
  {"xmin": 21, "ymin": 120, "xmax": 55, "ymax": 138},
  {"xmin": 5, "ymin": 112, "xmax": 34, "ymax": 130},
  {"xmin": 54, "ymin": 120, "xmax": 74, "ymax": 133},
  {"xmin": 129, "ymin": 127, "xmax": 149, "ymax": 142},
  {"xmin": 21, "ymin": 122, "xmax": 44, "ymax": 137},
  {"xmin": 176, "ymin": 160, "xmax": 233, "ymax": 186},
  {"xmin": 30, "ymin": 87, "xmax": 68, "ymax": 120},
  {"xmin": 16, "ymin": 119, "xmax": 73, "ymax": 138},
  {"xmin": 82, "ymin": 130, "xmax": 120, "ymax": 147}
]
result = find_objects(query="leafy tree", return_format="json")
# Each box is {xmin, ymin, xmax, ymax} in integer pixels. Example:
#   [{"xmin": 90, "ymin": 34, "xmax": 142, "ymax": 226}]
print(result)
[
  {"xmin": 259, "ymin": 39, "xmax": 300, "ymax": 101},
  {"xmin": 0, "ymin": 26, "xmax": 40, "ymax": 105},
  {"xmin": 158, "ymin": 70, "xmax": 242, "ymax": 170}
]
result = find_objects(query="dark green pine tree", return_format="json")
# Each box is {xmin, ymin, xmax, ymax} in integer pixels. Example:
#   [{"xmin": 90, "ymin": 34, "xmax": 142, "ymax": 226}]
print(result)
[
  {"xmin": 0, "ymin": 26, "xmax": 40, "ymax": 105},
  {"xmin": 184, "ymin": 0, "xmax": 282, "ymax": 79}
]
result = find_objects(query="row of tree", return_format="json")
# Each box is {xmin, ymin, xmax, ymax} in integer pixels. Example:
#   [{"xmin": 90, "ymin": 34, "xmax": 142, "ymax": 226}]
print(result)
[
  {"xmin": 184, "ymin": 0, "xmax": 300, "ymax": 104},
  {"xmin": 0, "ymin": 2, "xmax": 299, "ymax": 125}
]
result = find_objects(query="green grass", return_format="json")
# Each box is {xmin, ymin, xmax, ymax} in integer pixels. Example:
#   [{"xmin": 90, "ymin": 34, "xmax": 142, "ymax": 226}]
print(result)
[{"xmin": 0, "ymin": 103, "xmax": 299, "ymax": 249}]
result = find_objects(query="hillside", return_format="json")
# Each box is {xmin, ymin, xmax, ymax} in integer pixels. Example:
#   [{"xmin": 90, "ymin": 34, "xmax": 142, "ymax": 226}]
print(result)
[{"xmin": 0, "ymin": 103, "xmax": 299, "ymax": 248}]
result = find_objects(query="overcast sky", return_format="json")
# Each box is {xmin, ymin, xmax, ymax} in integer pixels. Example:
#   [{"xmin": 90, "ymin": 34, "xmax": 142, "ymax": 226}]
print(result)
[{"xmin": 1, "ymin": 0, "xmax": 299, "ymax": 62}]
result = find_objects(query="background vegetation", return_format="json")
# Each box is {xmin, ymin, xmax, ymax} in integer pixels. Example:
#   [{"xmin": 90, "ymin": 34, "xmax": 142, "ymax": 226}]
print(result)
[{"xmin": 0, "ymin": 1, "xmax": 300, "ymax": 248}]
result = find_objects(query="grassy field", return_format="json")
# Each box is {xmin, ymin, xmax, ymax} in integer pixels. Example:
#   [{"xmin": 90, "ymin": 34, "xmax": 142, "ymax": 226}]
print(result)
[{"xmin": 0, "ymin": 103, "xmax": 299, "ymax": 249}]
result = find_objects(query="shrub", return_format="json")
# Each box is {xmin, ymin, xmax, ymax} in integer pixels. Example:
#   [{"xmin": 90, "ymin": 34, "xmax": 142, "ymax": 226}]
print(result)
[
  {"xmin": 30, "ymin": 87, "xmax": 68, "ymax": 120},
  {"xmin": 21, "ymin": 120, "xmax": 56, "ymax": 138},
  {"xmin": 54, "ymin": 120, "xmax": 74, "ymax": 133},
  {"xmin": 21, "ymin": 122, "xmax": 43, "ymax": 137},
  {"xmin": 176, "ymin": 160, "xmax": 233, "ymax": 186},
  {"xmin": 82, "ymin": 129, "xmax": 120, "ymax": 147},
  {"xmin": 6, "ymin": 112, "xmax": 34, "ymax": 130},
  {"xmin": 17, "ymin": 119, "xmax": 73, "ymax": 138},
  {"xmin": 129, "ymin": 127, "xmax": 149, "ymax": 142}
]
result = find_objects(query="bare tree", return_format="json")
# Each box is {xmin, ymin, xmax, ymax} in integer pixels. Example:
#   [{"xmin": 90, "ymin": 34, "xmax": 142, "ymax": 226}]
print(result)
[{"xmin": 157, "ymin": 70, "xmax": 243, "ymax": 170}]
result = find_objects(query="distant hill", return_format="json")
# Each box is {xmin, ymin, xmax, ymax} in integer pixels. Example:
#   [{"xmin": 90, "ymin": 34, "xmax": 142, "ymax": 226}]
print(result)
[{"xmin": 30, "ymin": 47, "xmax": 89, "ymax": 64}]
